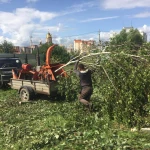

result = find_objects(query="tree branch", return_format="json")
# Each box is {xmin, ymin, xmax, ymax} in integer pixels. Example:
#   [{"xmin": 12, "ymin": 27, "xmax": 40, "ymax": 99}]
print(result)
[{"xmin": 101, "ymin": 65, "xmax": 119, "ymax": 93}]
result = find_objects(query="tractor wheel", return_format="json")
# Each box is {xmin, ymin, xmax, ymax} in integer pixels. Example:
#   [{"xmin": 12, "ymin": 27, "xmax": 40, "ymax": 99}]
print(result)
[{"xmin": 20, "ymin": 87, "xmax": 34, "ymax": 102}]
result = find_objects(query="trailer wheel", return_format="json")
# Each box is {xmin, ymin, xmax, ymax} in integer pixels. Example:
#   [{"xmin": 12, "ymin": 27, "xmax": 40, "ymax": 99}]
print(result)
[{"xmin": 20, "ymin": 87, "xmax": 34, "ymax": 102}]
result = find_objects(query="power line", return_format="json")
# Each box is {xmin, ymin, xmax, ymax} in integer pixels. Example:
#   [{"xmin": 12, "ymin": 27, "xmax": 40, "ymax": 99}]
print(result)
[
  {"xmin": 57, "ymin": 31, "xmax": 99, "ymax": 38},
  {"xmin": 51, "ymin": 30, "xmax": 116, "ymax": 39}
]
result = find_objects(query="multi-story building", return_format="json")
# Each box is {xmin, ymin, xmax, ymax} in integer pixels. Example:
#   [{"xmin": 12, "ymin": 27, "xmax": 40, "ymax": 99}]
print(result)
[
  {"xmin": 139, "ymin": 31, "xmax": 147, "ymax": 42},
  {"xmin": 13, "ymin": 46, "xmax": 20, "ymax": 54},
  {"xmin": 74, "ymin": 39, "xmax": 95, "ymax": 53}
]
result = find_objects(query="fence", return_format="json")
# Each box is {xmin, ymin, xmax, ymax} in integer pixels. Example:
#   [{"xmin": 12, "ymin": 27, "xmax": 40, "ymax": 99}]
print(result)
[{"xmin": 0, "ymin": 53, "xmax": 45, "ymax": 66}]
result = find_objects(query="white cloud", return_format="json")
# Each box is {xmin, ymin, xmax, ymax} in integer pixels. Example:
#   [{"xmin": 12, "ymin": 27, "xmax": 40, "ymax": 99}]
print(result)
[
  {"xmin": 80, "ymin": 16, "xmax": 119, "ymax": 23},
  {"xmin": 138, "ymin": 25, "xmax": 150, "ymax": 41},
  {"xmin": 0, "ymin": 3, "xmax": 95, "ymax": 46},
  {"xmin": 0, "ymin": 0, "xmax": 10, "ymax": 3},
  {"xmin": 68, "ymin": 1, "xmax": 96, "ymax": 11},
  {"xmin": 62, "ymin": 1, "xmax": 97, "ymax": 15},
  {"xmin": 102, "ymin": 0, "xmax": 150, "ymax": 9},
  {"xmin": 132, "ymin": 11, "xmax": 150, "ymax": 18},
  {"xmin": 26, "ymin": 0, "xmax": 38, "ymax": 3},
  {"xmin": 15, "ymin": 8, "xmax": 58, "ymax": 22},
  {"xmin": 138, "ymin": 24, "xmax": 150, "ymax": 33},
  {"xmin": 0, "ymin": 8, "xmax": 61, "ymax": 46}
]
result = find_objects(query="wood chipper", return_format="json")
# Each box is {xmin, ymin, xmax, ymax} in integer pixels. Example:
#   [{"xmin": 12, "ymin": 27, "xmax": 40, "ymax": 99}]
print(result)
[{"xmin": 10, "ymin": 44, "xmax": 67, "ymax": 102}]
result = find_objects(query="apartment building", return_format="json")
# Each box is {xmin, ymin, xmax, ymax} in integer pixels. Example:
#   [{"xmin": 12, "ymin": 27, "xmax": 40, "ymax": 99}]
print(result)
[{"xmin": 74, "ymin": 39, "xmax": 95, "ymax": 53}]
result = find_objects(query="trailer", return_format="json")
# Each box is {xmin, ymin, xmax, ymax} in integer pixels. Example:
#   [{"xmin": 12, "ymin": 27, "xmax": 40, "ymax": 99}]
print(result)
[
  {"xmin": 10, "ymin": 78, "xmax": 58, "ymax": 101},
  {"xmin": 10, "ymin": 45, "xmax": 67, "ymax": 102}
]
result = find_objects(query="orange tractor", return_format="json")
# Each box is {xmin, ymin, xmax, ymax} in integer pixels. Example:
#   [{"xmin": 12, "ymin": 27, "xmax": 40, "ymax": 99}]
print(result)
[{"xmin": 11, "ymin": 45, "xmax": 67, "ymax": 101}]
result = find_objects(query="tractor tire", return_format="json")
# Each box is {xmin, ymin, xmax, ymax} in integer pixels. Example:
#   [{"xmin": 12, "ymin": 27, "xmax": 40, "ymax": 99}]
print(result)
[{"xmin": 20, "ymin": 86, "xmax": 34, "ymax": 102}]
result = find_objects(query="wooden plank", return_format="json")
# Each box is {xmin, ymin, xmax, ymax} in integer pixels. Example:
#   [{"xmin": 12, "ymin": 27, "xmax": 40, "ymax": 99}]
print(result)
[
  {"xmin": 35, "ymin": 84, "xmax": 49, "ymax": 88},
  {"xmin": 36, "ymin": 87, "xmax": 49, "ymax": 92},
  {"xmin": 12, "ymin": 83, "xmax": 34, "ymax": 88},
  {"xmin": 22, "ymin": 83, "xmax": 34, "ymax": 87},
  {"xmin": 11, "ymin": 85, "xmax": 21, "ymax": 89},
  {"xmin": 34, "ymin": 83, "xmax": 49, "ymax": 87},
  {"xmin": 12, "ymin": 83, "xmax": 22, "ymax": 86},
  {"xmin": 12, "ymin": 81, "xmax": 22, "ymax": 84},
  {"xmin": 10, "ymin": 79, "xmax": 57, "ymax": 95}
]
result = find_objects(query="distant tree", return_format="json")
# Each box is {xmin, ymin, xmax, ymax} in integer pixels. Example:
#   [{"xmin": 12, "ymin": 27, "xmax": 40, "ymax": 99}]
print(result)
[
  {"xmin": 109, "ymin": 28, "xmax": 144, "ymax": 53},
  {"xmin": 33, "ymin": 43, "xmax": 70, "ymax": 63},
  {"xmin": 110, "ymin": 29, "xmax": 128, "ymax": 45},
  {"xmin": 127, "ymin": 29, "xmax": 144, "ymax": 50},
  {"xmin": 0, "ymin": 40, "xmax": 14, "ymax": 53},
  {"xmin": 37, "ymin": 43, "xmax": 53, "ymax": 54},
  {"xmin": 51, "ymin": 45, "xmax": 70, "ymax": 63}
]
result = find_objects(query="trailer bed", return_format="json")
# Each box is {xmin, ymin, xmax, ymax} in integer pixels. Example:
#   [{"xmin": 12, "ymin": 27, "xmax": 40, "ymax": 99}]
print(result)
[{"xmin": 10, "ymin": 78, "xmax": 57, "ymax": 95}]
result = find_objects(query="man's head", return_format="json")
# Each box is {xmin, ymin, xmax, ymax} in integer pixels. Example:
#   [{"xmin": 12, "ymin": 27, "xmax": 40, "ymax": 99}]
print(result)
[{"xmin": 78, "ymin": 63, "xmax": 85, "ymax": 71}]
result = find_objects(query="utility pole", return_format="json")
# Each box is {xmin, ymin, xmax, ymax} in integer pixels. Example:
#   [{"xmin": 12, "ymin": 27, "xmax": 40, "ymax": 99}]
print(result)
[
  {"xmin": 98, "ymin": 29, "xmax": 102, "ymax": 51},
  {"xmin": 30, "ymin": 35, "xmax": 33, "ymax": 53},
  {"xmin": 36, "ymin": 47, "xmax": 40, "ymax": 66},
  {"xmin": 99, "ymin": 29, "xmax": 101, "ymax": 44}
]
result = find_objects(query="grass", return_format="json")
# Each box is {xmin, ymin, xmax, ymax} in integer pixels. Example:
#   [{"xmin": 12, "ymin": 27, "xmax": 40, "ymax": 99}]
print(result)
[{"xmin": 0, "ymin": 88, "xmax": 150, "ymax": 150}]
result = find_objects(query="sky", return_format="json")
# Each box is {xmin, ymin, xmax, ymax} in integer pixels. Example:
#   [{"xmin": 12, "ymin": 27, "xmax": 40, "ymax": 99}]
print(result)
[{"xmin": 0, "ymin": 0, "xmax": 150, "ymax": 47}]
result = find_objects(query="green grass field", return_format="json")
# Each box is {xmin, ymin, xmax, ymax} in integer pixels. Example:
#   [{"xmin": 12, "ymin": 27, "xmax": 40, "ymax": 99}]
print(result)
[{"xmin": 0, "ymin": 88, "xmax": 150, "ymax": 150}]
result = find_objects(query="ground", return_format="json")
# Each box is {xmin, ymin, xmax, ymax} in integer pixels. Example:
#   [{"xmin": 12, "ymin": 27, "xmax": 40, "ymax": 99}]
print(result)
[{"xmin": 0, "ymin": 88, "xmax": 150, "ymax": 150}]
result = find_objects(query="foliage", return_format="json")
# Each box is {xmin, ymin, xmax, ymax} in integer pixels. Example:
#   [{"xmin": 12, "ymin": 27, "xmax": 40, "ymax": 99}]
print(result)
[
  {"xmin": 56, "ymin": 43, "xmax": 150, "ymax": 129},
  {"xmin": 32, "ymin": 43, "xmax": 70, "ymax": 63},
  {"xmin": 57, "ymin": 71, "xmax": 79, "ymax": 101},
  {"xmin": 0, "ymin": 30, "xmax": 150, "ymax": 149},
  {"xmin": 109, "ymin": 28, "xmax": 144, "ymax": 53},
  {"xmin": 51, "ymin": 45, "xmax": 70, "ymax": 63},
  {"xmin": 97, "ymin": 53, "xmax": 150, "ymax": 128},
  {"xmin": 0, "ymin": 40, "xmax": 14, "ymax": 53},
  {"xmin": 0, "ymin": 88, "xmax": 150, "ymax": 150}
]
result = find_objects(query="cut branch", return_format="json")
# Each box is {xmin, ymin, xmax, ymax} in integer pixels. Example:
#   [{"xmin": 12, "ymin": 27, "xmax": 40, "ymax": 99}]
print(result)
[
  {"xmin": 54, "ymin": 52, "xmax": 110, "ymax": 73},
  {"xmin": 55, "ymin": 49, "xmax": 149, "ymax": 73},
  {"xmin": 101, "ymin": 65, "xmax": 119, "ymax": 93}
]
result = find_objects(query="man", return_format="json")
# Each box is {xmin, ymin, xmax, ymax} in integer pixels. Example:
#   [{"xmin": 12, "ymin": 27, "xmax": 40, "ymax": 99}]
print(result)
[{"xmin": 74, "ymin": 60, "xmax": 93, "ymax": 111}]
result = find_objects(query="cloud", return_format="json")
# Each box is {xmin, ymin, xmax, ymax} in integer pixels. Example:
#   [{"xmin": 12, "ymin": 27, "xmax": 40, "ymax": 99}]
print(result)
[
  {"xmin": 47, "ymin": 25, "xmax": 150, "ymax": 48},
  {"xmin": 26, "ymin": 0, "xmax": 39, "ymax": 3},
  {"xmin": 102, "ymin": 0, "xmax": 150, "ymax": 9},
  {"xmin": 0, "ymin": 0, "xmax": 11, "ymax": 3},
  {"xmin": 15, "ymin": 8, "xmax": 58, "ymax": 22},
  {"xmin": 62, "ymin": 1, "xmax": 96, "ymax": 15},
  {"xmin": 132, "ymin": 11, "xmax": 150, "ymax": 18},
  {"xmin": 0, "ymin": 1, "xmax": 97, "ymax": 46},
  {"xmin": 69, "ymin": 1, "xmax": 96, "ymax": 9},
  {"xmin": 54, "ymin": 31, "xmax": 114, "ymax": 48},
  {"xmin": 80, "ymin": 16, "xmax": 119, "ymax": 23},
  {"xmin": 138, "ymin": 24, "xmax": 150, "ymax": 33},
  {"xmin": 0, "ymin": 8, "xmax": 60, "ymax": 46},
  {"xmin": 138, "ymin": 25, "xmax": 150, "ymax": 41}
]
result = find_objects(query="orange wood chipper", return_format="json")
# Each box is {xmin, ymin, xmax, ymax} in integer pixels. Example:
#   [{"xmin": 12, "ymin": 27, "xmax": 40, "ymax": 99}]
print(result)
[{"xmin": 10, "ymin": 44, "xmax": 67, "ymax": 101}]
